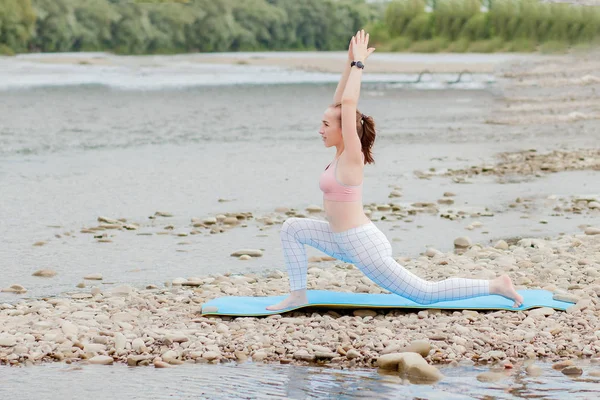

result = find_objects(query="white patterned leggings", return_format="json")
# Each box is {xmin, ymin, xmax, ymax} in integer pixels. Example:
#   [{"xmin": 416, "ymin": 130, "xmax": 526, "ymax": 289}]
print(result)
[{"xmin": 281, "ymin": 218, "xmax": 489, "ymax": 304}]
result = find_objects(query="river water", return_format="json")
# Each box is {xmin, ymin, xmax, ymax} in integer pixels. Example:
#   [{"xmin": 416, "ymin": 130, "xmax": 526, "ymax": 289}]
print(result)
[{"xmin": 1, "ymin": 52, "xmax": 599, "ymax": 398}]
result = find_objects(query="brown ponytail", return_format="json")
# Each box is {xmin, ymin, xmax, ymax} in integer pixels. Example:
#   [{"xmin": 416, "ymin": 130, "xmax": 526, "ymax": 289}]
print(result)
[{"xmin": 332, "ymin": 103, "xmax": 376, "ymax": 164}]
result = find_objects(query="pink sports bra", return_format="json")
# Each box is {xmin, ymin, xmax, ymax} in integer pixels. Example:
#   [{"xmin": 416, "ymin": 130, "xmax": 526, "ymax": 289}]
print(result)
[{"xmin": 319, "ymin": 158, "xmax": 362, "ymax": 202}]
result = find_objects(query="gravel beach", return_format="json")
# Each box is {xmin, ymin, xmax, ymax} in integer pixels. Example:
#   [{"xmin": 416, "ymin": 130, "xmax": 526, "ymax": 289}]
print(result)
[{"xmin": 1, "ymin": 49, "xmax": 599, "ymax": 392}]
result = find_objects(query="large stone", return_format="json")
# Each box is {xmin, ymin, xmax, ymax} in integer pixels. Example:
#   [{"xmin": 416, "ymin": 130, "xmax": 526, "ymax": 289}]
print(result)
[
  {"xmin": 397, "ymin": 353, "xmax": 443, "ymax": 383},
  {"xmin": 377, "ymin": 353, "xmax": 405, "ymax": 370},
  {"xmin": 400, "ymin": 340, "xmax": 431, "ymax": 358}
]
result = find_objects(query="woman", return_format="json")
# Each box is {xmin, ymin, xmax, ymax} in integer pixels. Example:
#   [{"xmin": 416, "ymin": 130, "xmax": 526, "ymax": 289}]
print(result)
[{"xmin": 266, "ymin": 30, "xmax": 523, "ymax": 311}]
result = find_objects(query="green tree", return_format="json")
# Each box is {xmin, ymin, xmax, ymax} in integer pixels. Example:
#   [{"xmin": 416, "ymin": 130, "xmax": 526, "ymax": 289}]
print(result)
[
  {"xmin": 0, "ymin": 0, "xmax": 36, "ymax": 53},
  {"xmin": 73, "ymin": 0, "xmax": 119, "ymax": 51}
]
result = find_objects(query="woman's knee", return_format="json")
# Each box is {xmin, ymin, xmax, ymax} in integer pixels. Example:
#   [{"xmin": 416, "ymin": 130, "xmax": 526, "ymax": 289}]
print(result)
[{"xmin": 281, "ymin": 217, "xmax": 302, "ymax": 237}]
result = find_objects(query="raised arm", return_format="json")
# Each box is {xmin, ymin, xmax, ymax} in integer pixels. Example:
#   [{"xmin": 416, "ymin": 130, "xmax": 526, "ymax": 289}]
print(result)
[
  {"xmin": 333, "ymin": 37, "xmax": 354, "ymax": 104},
  {"xmin": 340, "ymin": 30, "xmax": 375, "ymax": 163}
]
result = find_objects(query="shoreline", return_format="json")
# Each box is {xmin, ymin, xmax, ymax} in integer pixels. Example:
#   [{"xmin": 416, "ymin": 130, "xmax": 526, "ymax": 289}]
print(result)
[
  {"xmin": 7, "ymin": 51, "xmax": 554, "ymax": 74},
  {"xmin": 0, "ymin": 230, "xmax": 599, "ymax": 374}
]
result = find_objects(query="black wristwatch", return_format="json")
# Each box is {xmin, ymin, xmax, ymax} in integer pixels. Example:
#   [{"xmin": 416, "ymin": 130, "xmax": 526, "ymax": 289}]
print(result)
[{"xmin": 351, "ymin": 60, "xmax": 365, "ymax": 69}]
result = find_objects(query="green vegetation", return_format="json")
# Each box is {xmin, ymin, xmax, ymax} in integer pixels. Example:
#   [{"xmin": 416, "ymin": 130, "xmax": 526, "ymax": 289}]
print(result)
[
  {"xmin": 373, "ymin": 0, "xmax": 600, "ymax": 53},
  {"xmin": 0, "ymin": 0, "xmax": 598, "ymax": 55}
]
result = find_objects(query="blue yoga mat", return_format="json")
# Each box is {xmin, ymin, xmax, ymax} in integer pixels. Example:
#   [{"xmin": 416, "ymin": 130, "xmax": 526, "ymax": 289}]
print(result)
[{"xmin": 201, "ymin": 289, "xmax": 575, "ymax": 316}]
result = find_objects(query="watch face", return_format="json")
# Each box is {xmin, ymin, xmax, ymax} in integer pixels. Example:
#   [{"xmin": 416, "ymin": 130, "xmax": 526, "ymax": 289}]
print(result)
[{"xmin": 356, "ymin": 61, "xmax": 364, "ymax": 69}]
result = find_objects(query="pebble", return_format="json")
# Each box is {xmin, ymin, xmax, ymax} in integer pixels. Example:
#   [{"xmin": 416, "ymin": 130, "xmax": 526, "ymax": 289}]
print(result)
[
  {"xmin": 346, "ymin": 349, "xmax": 361, "ymax": 359},
  {"xmin": 84, "ymin": 273, "xmax": 103, "ymax": 280},
  {"xmin": 154, "ymin": 360, "xmax": 173, "ymax": 368},
  {"xmin": 223, "ymin": 217, "xmax": 238, "ymax": 225},
  {"xmin": 61, "ymin": 321, "xmax": 79, "ymax": 337},
  {"xmin": 584, "ymin": 227, "xmax": 600, "ymax": 235},
  {"xmin": 494, "ymin": 240, "xmax": 509, "ymax": 250},
  {"xmin": 353, "ymin": 309, "xmax": 377, "ymax": 317},
  {"xmin": 562, "ymin": 366, "xmax": 583, "ymax": 376},
  {"xmin": 1, "ymin": 284, "xmax": 27, "ymax": 294},
  {"xmin": 477, "ymin": 371, "xmax": 508, "ymax": 382},
  {"xmin": 202, "ymin": 351, "xmax": 220, "ymax": 361},
  {"xmin": 552, "ymin": 360, "xmax": 574, "ymax": 370},
  {"xmin": 88, "ymin": 355, "xmax": 114, "ymax": 365},
  {"xmin": 454, "ymin": 236, "xmax": 472, "ymax": 248},
  {"xmin": 400, "ymin": 341, "xmax": 431, "ymax": 358},
  {"xmin": 252, "ymin": 351, "xmax": 268, "ymax": 362},
  {"xmin": 32, "ymin": 269, "xmax": 57, "ymax": 277},
  {"xmin": 0, "ymin": 336, "xmax": 17, "ymax": 347},
  {"xmin": 425, "ymin": 248, "xmax": 442, "ymax": 257},
  {"xmin": 294, "ymin": 350, "xmax": 316, "ymax": 362},
  {"xmin": 526, "ymin": 364, "xmax": 542, "ymax": 376},
  {"xmin": 230, "ymin": 249, "xmax": 263, "ymax": 257}
]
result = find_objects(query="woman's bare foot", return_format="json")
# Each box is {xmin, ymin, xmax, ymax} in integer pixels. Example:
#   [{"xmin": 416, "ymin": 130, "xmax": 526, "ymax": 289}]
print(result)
[
  {"xmin": 266, "ymin": 290, "xmax": 308, "ymax": 311},
  {"xmin": 490, "ymin": 274, "xmax": 524, "ymax": 308}
]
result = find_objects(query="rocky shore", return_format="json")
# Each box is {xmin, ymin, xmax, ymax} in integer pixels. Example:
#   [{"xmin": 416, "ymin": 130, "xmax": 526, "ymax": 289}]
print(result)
[{"xmin": 1, "ymin": 227, "xmax": 599, "ymax": 383}]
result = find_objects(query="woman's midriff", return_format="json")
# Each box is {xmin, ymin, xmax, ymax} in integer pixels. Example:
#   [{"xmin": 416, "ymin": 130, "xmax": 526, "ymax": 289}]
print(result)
[{"xmin": 323, "ymin": 199, "xmax": 371, "ymax": 233}]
